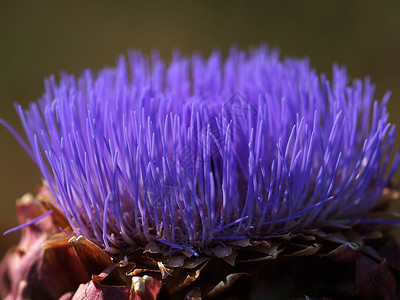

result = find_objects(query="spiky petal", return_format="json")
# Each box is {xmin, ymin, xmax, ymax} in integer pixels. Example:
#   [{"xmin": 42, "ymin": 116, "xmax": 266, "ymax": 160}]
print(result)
[{"xmin": 11, "ymin": 46, "xmax": 400, "ymax": 256}]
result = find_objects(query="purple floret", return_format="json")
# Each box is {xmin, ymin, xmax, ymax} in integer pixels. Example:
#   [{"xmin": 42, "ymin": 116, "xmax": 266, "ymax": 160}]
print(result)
[{"xmin": 8, "ymin": 46, "xmax": 400, "ymax": 255}]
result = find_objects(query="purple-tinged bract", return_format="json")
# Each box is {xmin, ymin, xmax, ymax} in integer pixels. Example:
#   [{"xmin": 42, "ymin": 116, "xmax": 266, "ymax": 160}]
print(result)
[{"xmin": 12, "ymin": 46, "xmax": 400, "ymax": 256}]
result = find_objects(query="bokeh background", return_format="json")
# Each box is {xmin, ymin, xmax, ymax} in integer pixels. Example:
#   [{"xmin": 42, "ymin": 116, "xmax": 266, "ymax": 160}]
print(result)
[{"xmin": 1, "ymin": 1, "xmax": 400, "ymax": 259}]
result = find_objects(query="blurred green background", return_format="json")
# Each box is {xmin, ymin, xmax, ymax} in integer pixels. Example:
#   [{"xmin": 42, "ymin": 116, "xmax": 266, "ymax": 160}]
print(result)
[{"xmin": 1, "ymin": 1, "xmax": 400, "ymax": 258}]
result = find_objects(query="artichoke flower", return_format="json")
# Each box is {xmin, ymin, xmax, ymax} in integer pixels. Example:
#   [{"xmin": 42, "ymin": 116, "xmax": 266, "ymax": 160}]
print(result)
[{"xmin": 1, "ymin": 46, "xmax": 400, "ymax": 299}]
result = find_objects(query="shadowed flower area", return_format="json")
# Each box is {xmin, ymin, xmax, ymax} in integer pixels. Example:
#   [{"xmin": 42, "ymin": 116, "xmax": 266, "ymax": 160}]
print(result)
[{"xmin": 2, "ymin": 46, "xmax": 400, "ymax": 299}]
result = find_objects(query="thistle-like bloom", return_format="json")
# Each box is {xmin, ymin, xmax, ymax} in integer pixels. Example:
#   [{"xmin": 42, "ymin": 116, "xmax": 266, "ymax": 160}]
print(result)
[{"xmin": 9, "ymin": 46, "xmax": 400, "ymax": 258}]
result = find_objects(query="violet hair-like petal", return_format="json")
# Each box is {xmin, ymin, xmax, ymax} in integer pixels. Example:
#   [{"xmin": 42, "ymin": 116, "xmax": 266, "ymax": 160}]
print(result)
[{"xmin": 7, "ymin": 46, "xmax": 400, "ymax": 258}]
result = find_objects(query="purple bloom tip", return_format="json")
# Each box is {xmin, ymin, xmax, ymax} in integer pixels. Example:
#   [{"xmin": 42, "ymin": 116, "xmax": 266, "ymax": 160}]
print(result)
[{"xmin": 7, "ymin": 46, "xmax": 400, "ymax": 256}]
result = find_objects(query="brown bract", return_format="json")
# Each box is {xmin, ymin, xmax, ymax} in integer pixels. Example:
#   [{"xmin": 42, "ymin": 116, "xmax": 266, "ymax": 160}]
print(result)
[
  {"xmin": 0, "ymin": 194, "xmax": 88, "ymax": 300},
  {"xmin": 1, "ymin": 188, "xmax": 400, "ymax": 299}
]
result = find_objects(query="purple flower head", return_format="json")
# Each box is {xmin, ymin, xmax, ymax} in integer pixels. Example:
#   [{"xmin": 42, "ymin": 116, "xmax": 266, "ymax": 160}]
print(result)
[{"xmin": 7, "ymin": 46, "xmax": 400, "ymax": 257}]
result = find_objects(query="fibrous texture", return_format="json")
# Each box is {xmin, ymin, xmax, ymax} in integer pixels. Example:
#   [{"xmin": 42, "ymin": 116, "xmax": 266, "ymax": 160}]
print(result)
[{"xmin": 10, "ymin": 46, "xmax": 400, "ymax": 256}]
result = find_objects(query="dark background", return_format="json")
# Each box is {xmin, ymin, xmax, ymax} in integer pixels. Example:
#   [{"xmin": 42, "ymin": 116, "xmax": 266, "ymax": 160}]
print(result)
[{"xmin": 1, "ymin": 1, "xmax": 400, "ymax": 258}]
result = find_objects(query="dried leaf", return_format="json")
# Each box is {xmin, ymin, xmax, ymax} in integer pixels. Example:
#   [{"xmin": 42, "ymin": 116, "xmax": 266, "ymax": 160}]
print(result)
[
  {"xmin": 320, "ymin": 242, "xmax": 359, "ymax": 263},
  {"xmin": 126, "ymin": 268, "xmax": 158, "ymax": 277},
  {"xmin": 343, "ymin": 229, "xmax": 363, "ymax": 246},
  {"xmin": 238, "ymin": 243, "xmax": 282, "ymax": 262},
  {"xmin": 221, "ymin": 251, "xmax": 238, "ymax": 266},
  {"xmin": 246, "ymin": 240, "xmax": 277, "ymax": 254},
  {"xmin": 285, "ymin": 243, "xmax": 321, "ymax": 257},
  {"xmin": 155, "ymin": 254, "xmax": 186, "ymax": 268},
  {"xmin": 69, "ymin": 235, "xmax": 113, "ymax": 276},
  {"xmin": 212, "ymin": 245, "xmax": 232, "ymax": 258},
  {"xmin": 181, "ymin": 257, "xmax": 209, "ymax": 269},
  {"xmin": 144, "ymin": 242, "xmax": 162, "ymax": 254},
  {"xmin": 294, "ymin": 233, "xmax": 316, "ymax": 241},
  {"xmin": 356, "ymin": 249, "xmax": 397, "ymax": 300},
  {"xmin": 230, "ymin": 239, "xmax": 251, "ymax": 247},
  {"xmin": 322, "ymin": 231, "xmax": 348, "ymax": 244},
  {"xmin": 205, "ymin": 273, "xmax": 249, "ymax": 299},
  {"xmin": 42, "ymin": 231, "xmax": 72, "ymax": 250},
  {"xmin": 0, "ymin": 196, "xmax": 88, "ymax": 300},
  {"xmin": 157, "ymin": 262, "xmax": 172, "ymax": 279},
  {"xmin": 72, "ymin": 273, "xmax": 130, "ymax": 300},
  {"xmin": 169, "ymin": 261, "xmax": 208, "ymax": 294},
  {"xmin": 130, "ymin": 275, "xmax": 163, "ymax": 300}
]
